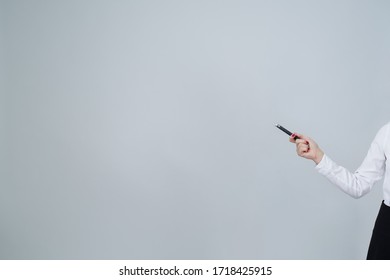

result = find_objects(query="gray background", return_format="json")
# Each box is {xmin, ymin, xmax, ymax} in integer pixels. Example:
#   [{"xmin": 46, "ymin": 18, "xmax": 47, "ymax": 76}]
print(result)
[{"xmin": 1, "ymin": 0, "xmax": 390, "ymax": 259}]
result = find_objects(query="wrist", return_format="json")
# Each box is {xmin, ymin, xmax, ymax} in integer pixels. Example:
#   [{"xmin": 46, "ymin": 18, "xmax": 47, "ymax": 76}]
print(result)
[{"xmin": 313, "ymin": 150, "xmax": 324, "ymax": 165}]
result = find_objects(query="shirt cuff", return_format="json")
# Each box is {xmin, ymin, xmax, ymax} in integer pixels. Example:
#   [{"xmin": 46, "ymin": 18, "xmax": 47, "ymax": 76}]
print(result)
[{"xmin": 314, "ymin": 153, "xmax": 333, "ymax": 175}]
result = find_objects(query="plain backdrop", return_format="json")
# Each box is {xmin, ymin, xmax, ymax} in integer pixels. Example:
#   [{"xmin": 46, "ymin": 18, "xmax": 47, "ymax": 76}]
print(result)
[{"xmin": 1, "ymin": 0, "xmax": 390, "ymax": 259}]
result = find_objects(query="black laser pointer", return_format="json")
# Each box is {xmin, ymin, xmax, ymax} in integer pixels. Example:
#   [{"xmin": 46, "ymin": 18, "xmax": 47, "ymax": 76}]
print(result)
[{"xmin": 275, "ymin": 124, "xmax": 300, "ymax": 140}]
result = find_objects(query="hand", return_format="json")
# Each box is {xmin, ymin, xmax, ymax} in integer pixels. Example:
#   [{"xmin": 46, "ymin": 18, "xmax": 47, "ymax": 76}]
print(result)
[{"xmin": 289, "ymin": 133, "xmax": 324, "ymax": 164}]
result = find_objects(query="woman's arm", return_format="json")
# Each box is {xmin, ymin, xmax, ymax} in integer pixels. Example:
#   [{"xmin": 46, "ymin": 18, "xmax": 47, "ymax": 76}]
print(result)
[{"xmin": 290, "ymin": 124, "xmax": 389, "ymax": 198}]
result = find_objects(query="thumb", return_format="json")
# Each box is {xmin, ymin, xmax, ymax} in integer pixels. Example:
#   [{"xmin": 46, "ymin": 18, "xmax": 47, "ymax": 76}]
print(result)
[
  {"xmin": 292, "ymin": 132, "xmax": 306, "ymax": 140},
  {"xmin": 292, "ymin": 133, "xmax": 311, "ymax": 143}
]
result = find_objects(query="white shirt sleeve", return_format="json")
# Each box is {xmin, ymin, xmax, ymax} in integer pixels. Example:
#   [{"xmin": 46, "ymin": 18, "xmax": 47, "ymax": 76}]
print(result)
[{"xmin": 315, "ymin": 124, "xmax": 389, "ymax": 198}]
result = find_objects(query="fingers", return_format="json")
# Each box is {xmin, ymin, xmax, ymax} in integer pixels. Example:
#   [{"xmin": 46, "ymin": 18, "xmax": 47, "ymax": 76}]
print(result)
[
  {"xmin": 290, "ymin": 132, "xmax": 303, "ymax": 141},
  {"xmin": 290, "ymin": 132, "xmax": 312, "ymax": 144},
  {"xmin": 289, "ymin": 132, "xmax": 319, "ymax": 160},
  {"xmin": 293, "ymin": 133, "xmax": 310, "ymax": 156},
  {"xmin": 295, "ymin": 138, "xmax": 309, "ymax": 145},
  {"xmin": 292, "ymin": 132, "xmax": 310, "ymax": 141},
  {"xmin": 289, "ymin": 132, "xmax": 301, "ymax": 143},
  {"xmin": 290, "ymin": 134, "xmax": 309, "ymax": 145},
  {"xmin": 296, "ymin": 142, "xmax": 310, "ymax": 156}
]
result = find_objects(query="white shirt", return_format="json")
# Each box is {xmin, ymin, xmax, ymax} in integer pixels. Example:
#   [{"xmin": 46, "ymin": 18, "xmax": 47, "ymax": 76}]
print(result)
[{"xmin": 315, "ymin": 122, "xmax": 390, "ymax": 206}]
